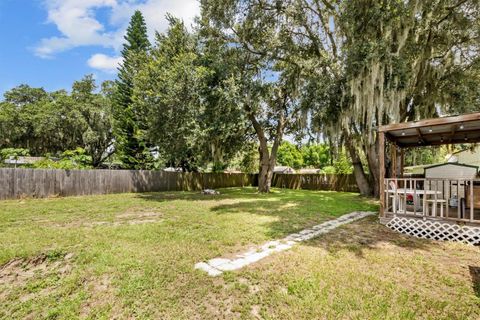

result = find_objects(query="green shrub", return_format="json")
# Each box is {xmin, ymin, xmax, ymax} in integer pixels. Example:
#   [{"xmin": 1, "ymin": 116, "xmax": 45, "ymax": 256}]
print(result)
[
  {"xmin": 0, "ymin": 148, "xmax": 30, "ymax": 160},
  {"xmin": 33, "ymin": 148, "xmax": 92, "ymax": 169},
  {"xmin": 320, "ymin": 166, "xmax": 336, "ymax": 174}
]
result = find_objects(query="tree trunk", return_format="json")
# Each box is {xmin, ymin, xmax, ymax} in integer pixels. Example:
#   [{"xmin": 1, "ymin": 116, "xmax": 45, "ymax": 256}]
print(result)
[
  {"xmin": 258, "ymin": 149, "xmax": 274, "ymax": 193},
  {"xmin": 345, "ymin": 134, "xmax": 373, "ymax": 196},
  {"xmin": 365, "ymin": 140, "xmax": 380, "ymax": 198},
  {"xmin": 255, "ymin": 118, "xmax": 284, "ymax": 192},
  {"xmin": 352, "ymin": 160, "xmax": 372, "ymax": 196}
]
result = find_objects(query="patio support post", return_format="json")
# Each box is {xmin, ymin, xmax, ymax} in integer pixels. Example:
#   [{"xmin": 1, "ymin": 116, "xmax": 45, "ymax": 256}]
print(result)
[
  {"xmin": 379, "ymin": 131, "xmax": 385, "ymax": 217},
  {"xmin": 392, "ymin": 144, "xmax": 397, "ymax": 178},
  {"xmin": 400, "ymin": 149, "xmax": 405, "ymax": 178}
]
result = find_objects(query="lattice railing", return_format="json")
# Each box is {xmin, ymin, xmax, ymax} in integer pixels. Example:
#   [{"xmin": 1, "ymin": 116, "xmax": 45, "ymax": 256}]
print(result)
[{"xmin": 386, "ymin": 216, "xmax": 480, "ymax": 245}]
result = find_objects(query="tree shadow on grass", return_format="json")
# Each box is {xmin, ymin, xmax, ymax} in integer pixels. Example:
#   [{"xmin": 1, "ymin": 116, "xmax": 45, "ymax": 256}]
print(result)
[
  {"xmin": 210, "ymin": 198, "xmax": 440, "ymax": 258},
  {"xmin": 134, "ymin": 187, "xmax": 262, "ymax": 203},
  {"xmin": 469, "ymin": 266, "xmax": 480, "ymax": 297},
  {"xmin": 302, "ymin": 216, "xmax": 438, "ymax": 258},
  {"xmin": 137, "ymin": 188, "xmax": 377, "ymax": 236},
  {"xmin": 209, "ymin": 197, "xmax": 340, "ymax": 238},
  {"xmin": 136, "ymin": 188, "xmax": 327, "ymax": 238},
  {"xmin": 135, "ymin": 188, "xmax": 437, "ymax": 256}
]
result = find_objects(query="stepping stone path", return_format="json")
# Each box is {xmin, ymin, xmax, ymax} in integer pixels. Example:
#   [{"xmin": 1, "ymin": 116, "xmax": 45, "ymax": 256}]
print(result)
[{"xmin": 195, "ymin": 211, "xmax": 375, "ymax": 276}]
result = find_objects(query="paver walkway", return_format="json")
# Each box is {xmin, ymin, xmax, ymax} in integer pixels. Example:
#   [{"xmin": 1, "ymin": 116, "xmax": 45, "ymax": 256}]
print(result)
[{"xmin": 195, "ymin": 211, "xmax": 376, "ymax": 276}]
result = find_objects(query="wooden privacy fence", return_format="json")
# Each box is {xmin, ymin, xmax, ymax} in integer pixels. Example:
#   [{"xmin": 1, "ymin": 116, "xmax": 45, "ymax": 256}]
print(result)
[
  {"xmin": 0, "ymin": 168, "xmax": 257, "ymax": 200},
  {"xmin": 0, "ymin": 169, "xmax": 360, "ymax": 200},
  {"xmin": 272, "ymin": 173, "xmax": 359, "ymax": 192}
]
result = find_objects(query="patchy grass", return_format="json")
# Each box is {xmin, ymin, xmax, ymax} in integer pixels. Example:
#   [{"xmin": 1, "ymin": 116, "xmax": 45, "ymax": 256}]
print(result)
[{"xmin": 0, "ymin": 187, "xmax": 479, "ymax": 319}]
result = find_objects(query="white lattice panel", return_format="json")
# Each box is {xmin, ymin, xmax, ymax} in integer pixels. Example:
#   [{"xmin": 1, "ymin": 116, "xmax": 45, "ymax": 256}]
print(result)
[{"xmin": 386, "ymin": 217, "xmax": 480, "ymax": 245}]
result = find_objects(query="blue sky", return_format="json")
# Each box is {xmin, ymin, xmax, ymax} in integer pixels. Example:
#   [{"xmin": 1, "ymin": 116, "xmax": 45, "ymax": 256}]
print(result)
[{"xmin": 0, "ymin": 0, "xmax": 199, "ymax": 97}]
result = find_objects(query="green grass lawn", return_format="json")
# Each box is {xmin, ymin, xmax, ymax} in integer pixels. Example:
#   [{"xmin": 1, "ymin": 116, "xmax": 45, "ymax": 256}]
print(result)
[{"xmin": 0, "ymin": 188, "xmax": 479, "ymax": 319}]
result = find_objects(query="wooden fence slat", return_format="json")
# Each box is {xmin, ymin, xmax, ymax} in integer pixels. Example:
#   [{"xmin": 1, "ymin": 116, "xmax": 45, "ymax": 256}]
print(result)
[{"xmin": 0, "ymin": 168, "xmax": 13, "ymax": 199}]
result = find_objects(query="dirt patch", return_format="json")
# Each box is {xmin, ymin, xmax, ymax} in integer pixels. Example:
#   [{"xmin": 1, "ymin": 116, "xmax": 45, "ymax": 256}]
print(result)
[
  {"xmin": 0, "ymin": 252, "xmax": 74, "ymax": 304},
  {"xmin": 18, "ymin": 287, "xmax": 52, "ymax": 303},
  {"xmin": 112, "ymin": 208, "xmax": 163, "ymax": 226},
  {"xmin": 0, "ymin": 252, "xmax": 74, "ymax": 287},
  {"xmin": 118, "ymin": 211, "xmax": 161, "ymax": 219},
  {"xmin": 50, "ymin": 208, "xmax": 164, "ymax": 228},
  {"xmin": 80, "ymin": 273, "xmax": 120, "ymax": 318},
  {"xmin": 250, "ymin": 304, "xmax": 262, "ymax": 319},
  {"xmin": 200, "ymin": 292, "xmax": 238, "ymax": 320},
  {"xmin": 86, "ymin": 218, "xmax": 160, "ymax": 227},
  {"xmin": 237, "ymin": 277, "xmax": 260, "ymax": 294}
]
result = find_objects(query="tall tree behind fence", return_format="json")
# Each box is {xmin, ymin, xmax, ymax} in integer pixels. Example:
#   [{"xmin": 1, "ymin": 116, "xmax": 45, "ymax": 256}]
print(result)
[
  {"xmin": 272, "ymin": 173, "xmax": 359, "ymax": 192},
  {"xmin": 0, "ymin": 169, "xmax": 359, "ymax": 200}
]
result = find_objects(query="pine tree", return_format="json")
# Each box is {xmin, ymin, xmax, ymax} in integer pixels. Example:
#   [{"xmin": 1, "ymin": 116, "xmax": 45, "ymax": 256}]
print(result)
[{"xmin": 114, "ymin": 10, "xmax": 152, "ymax": 169}]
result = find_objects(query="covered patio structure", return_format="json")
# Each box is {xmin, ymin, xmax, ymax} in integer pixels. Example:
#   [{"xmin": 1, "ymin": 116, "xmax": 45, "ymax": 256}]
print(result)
[{"xmin": 378, "ymin": 112, "xmax": 480, "ymax": 244}]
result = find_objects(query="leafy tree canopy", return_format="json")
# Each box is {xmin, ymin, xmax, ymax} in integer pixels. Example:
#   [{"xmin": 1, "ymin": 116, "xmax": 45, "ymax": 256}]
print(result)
[
  {"xmin": 276, "ymin": 142, "xmax": 303, "ymax": 169},
  {"xmin": 0, "ymin": 76, "xmax": 114, "ymax": 168}
]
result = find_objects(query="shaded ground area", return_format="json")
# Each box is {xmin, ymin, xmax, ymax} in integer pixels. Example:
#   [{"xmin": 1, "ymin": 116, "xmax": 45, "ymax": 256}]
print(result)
[{"xmin": 0, "ymin": 188, "xmax": 479, "ymax": 319}]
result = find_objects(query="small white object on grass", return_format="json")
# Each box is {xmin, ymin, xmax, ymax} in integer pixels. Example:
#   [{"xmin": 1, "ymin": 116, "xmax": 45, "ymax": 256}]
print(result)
[{"xmin": 202, "ymin": 189, "xmax": 220, "ymax": 195}]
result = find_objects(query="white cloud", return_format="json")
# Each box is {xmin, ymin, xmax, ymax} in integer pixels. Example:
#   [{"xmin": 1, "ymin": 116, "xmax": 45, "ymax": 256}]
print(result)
[
  {"xmin": 35, "ymin": 0, "xmax": 200, "ymax": 69},
  {"xmin": 87, "ymin": 54, "xmax": 123, "ymax": 72},
  {"xmin": 35, "ymin": 37, "xmax": 73, "ymax": 58},
  {"xmin": 35, "ymin": 0, "xmax": 118, "ymax": 58}
]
